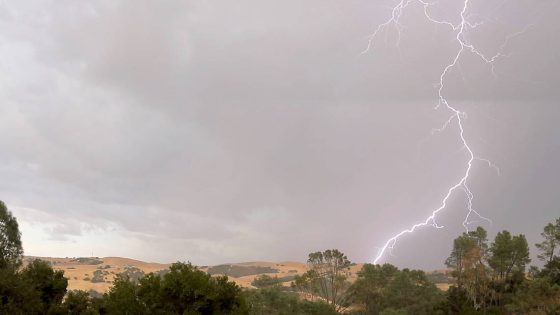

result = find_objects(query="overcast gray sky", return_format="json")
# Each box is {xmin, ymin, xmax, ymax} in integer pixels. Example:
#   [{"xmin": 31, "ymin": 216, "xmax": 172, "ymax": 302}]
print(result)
[{"xmin": 1, "ymin": 0, "xmax": 559, "ymax": 269}]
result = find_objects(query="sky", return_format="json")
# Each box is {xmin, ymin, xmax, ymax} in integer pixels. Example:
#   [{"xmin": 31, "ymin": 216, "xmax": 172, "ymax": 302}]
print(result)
[{"xmin": 0, "ymin": 0, "xmax": 559, "ymax": 269}]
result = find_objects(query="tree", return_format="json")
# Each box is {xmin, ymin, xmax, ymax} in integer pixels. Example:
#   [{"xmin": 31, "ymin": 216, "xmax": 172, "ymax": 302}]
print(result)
[
  {"xmin": 244, "ymin": 287, "xmax": 301, "ymax": 315},
  {"xmin": 443, "ymin": 286, "xmax": 478, "ymax": 315},
  {"xmin": 251, "ymin": 274, "xmax": 281, "ymax": 289},
  {"xmin": 0, "ymin": 259, "xmax": 68, "ymax": 314},
  {"xmin": 535, "ymin": 218, "xmax": 560, "ymax": 264},
  {"xmin": 350, "ymin": 264, "xmax": 444, "ymax": 315},
  {"xmin": 384, "ymin": 268, "xmax": 444, "ymax": 314},
  {"xmin": 504, "ymin": 277, "xmax": 560, "ymax": 314},
  {"xmin": 159, "ymin": 262, "xmax": 246, "ymax": 314},
  {"xmin": 137, "ymin": 273, "xmax": 165, "ymax": 314},
  {"xmin": 292, "ymin": 270, "xmax": 319, "ymax": 301},
  {"xmin": 541, "ymin": 257, "xmax": 560, "ymax": 285},
  {"xmin": 487, "ymin": 231, "xmax": 530, "ymax": 308},
  {"xmin": 0, "ymin": 267, "xmax": 43, "ymax": 314},
  {"xmin": 301, "ymin": 249, "xmax": 351, "ymax": 311},
  {"xmin": 243, "ymin": 287, "xmax": 337, "ymax": 315},
  {"xmin": 488, "ymin": 231, "xmax": 531, "ymax": 281},
  {"xmin": 62, "ymin": 290, "xmax": 99, "ymax": 315},
  {"xmin": 105, "ymin": 262, "xmax": 248, "ymax": 314},
  {"xmin": 445, "ymin": 227, "xmax": 492, "ymax": 311},
  {"xmin": 445, "ymin": 227, "xmax": 488, "ymax": 289},
  {"xmin": 0, "ymin": 201, "xmax": 23, "ymax": 269},
  {"xmin": 350, "ymin": 264, "xmax": 398, "ymax": 314},
  {"xmin": 21, "ymin": 259, "xmax": 68, "ymax": 313},
  {"xmin": 104, "ymin": 274, "xmax": 145, "ymax": 314}
]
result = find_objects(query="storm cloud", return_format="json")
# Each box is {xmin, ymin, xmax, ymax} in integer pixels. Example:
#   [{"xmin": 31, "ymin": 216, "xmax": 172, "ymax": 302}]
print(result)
[{"xmin": 0, "ymin": 0, "xmax": 559, "ymax": 268}]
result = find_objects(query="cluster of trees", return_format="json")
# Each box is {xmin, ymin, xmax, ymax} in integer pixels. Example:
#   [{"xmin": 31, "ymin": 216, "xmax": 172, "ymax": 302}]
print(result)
[
  {"xmin": 1, "ymin": 199, "xmax": 560, "ymax": 314},
  {"xmin": 440, "ymin": 223, "xmax": 560, "ymax": 314},
  {"xmin": 350, "ymin": 264, "xmax": 445, "ymax": 314},
  {"xmin": 243, "ymin": 286, "xmax": 338, "ymax": 315},
  {"xmin": 0, "ymin": 201, "xmax": 68, "ymax": 314},
  {"xmin": 0, "ymin": 201, "xmax": 335, "ymax": 314},
  {"xmin": 292, "ymin": 249, "xmax": 352, "ymax": 311},
  {"xmin": 0, "ymin": 200, "xmax": 248, "ymax": 314},
  {"xmin": 277, "ymin": 227, "xmax": 560, "ymax": 314}
]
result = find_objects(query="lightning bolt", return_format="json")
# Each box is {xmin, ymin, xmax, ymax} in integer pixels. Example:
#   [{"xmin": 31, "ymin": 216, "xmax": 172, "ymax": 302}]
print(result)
[{"xmin": 366, "ymin": 0, "xmax": 530, "ymax": 264}]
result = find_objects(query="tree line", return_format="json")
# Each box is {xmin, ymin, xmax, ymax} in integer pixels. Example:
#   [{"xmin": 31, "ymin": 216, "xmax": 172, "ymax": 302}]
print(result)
[{"xmin": 1, "ymin": 200, "xmax": 559, "ymax": 314}]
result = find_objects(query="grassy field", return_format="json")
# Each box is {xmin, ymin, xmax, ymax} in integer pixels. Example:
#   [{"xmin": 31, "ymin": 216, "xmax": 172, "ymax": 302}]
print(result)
[{"xmin": 24, "ymin": 256, "xmax": 452, "ymax": 294}]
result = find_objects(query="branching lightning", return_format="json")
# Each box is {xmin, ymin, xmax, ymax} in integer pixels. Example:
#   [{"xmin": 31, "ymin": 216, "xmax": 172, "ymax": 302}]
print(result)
[{"xmin": 366, "ymin": 0, "xmax": 530, "ymax": 264}]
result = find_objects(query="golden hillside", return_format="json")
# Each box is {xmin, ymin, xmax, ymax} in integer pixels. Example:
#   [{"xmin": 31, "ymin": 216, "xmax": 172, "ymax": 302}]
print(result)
[{"xmin": 24, "ymin": 257, "xmax": 450, "ymax": 294}]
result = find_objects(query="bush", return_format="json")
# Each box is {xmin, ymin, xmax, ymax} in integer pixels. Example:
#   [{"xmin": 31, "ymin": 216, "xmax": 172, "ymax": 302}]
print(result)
[
  {"xmin": 70, "ymin": 258, "xmax": 104, "ymax": 265},
  {"xmin": 103, "ymin": 262, "xmax": 248, "ymax": 314},
  {"xmin": 121, "ymin": 265, "xmax": 145, "ymax": 282},
  {"xmin": 91, "ymin": 270, "xmax": 106, "ymax": 283},
  {"xmin": 207, "ymin": 264, "xmax": 279, "ymax": 278},
  {"xmin": 251, "ymin": 274, "xmax": 281, "ymax": 288},
  {"xmin": 244, "ymin": 287, "xmax": 337, "ymax": 315}
]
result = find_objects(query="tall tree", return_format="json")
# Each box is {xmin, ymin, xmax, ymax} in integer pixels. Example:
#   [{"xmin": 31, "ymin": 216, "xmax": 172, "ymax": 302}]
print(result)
[
  {"xmin": 535, "ymin": 218, "xmax": 560, "ymax": 264},
  {"xmin": 104, "ymin": 274, "xmax": 145, "ymax": 314},
  {"xmin": 0, "ymin": 200, "xmax": 23, "ymax": 269},
  {"xmin": 505, "ymin": 277, "xmax": 560, "ymax": 314},
  {"xmin": 302, "ymin": 249, "xmax": 351, "ymax": 311},
  {"xmin": 156, "ymin": 262, "xmax": 246, "ymax": 314},
  {"xmin": 350, "ymin": 264, "xmax": 399, "ymax": 314},
  {"xmin": 62, "ymin": 290, "xmax": 96, "ymax": 315},
  {"xmin": 488, "ymin": 231, "xmax": 530, "ymax": 281},
  {"xmin": 487, "ymin": 231, "xmax": 531, "ymax": 308},
  {"xmin": 21, "ymin": 259, "xmax": 68, "ymax": 313},
  {"xmin": 445, "ymin": 227, "xmax": 491, "ymax": 311},
  {"xmin": 541, "ymin": 257, "xmax": 560, "ymax": 285},
  {"xmin": 350, "ymin": 264, "xmax": 444, "ymax": 315},
  {"xmin": 445, "ymin": 227, "xmax": 488, "ymax": 288}
]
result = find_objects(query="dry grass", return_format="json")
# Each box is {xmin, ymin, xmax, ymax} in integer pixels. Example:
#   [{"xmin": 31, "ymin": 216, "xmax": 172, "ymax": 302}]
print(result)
[
  {"xmin": 24, "ymin": 256, "xmax": 170, "ymax": 293},
  {"xmin": 24, "ymin": 257, "xmax": 450, "ymax": 293}
]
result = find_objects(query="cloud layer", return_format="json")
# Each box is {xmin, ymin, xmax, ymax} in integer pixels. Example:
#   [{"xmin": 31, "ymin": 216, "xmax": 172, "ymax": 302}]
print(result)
[{"xmin": 1, "ymin": 0, "xmax": 559, "ymax": 267}]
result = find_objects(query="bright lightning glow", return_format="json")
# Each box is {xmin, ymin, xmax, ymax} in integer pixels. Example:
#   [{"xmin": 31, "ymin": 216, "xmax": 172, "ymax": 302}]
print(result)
[{"xmin": 367, "ymin": 0, "xmax": 530, "ymax": 264}]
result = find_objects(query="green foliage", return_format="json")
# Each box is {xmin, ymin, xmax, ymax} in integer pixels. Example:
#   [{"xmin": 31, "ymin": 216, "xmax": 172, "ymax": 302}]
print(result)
[
  {"xmin": 297, "ymin": 249, "xmax": 351, "ymax": 310},
  {"xmin": 0, "ymin": 259, "xmax": 68, "ymax": 314},
  {"xmin": 378, "ymin": 308, "xmax": 407, "ymax": 315},
  {"xmin": 0, "ymin": 267, "xmax": 43, "ymax": 314},
  {"xmin": 0, "ymin": 201, "xmax": 23, "ymax": 270},
  {"xmin": 104, "ymin": 262, "xmax": 248, "ymax": 314},
  {"xmin": 21, "ymin": 259, "xmax": 68, "ymax": 312},
  {"xmin": 536, "ymin": 220, "xmax": 560, "ymax": 291},
  {"xmin": 62, "ymin": 290, "xmax": 98, "ymax": 315},
  {"xmin": 504, "ymin": 277, "xmax": 560, "ymax": 314},
  {"xmin": 2, "ymin": 201, "xmax": 560, "ymax": 314},
  {"xmin": 251, "ymin": 274, "xmax": 281, "ymax": 288},
  {"xmin": 445, "ymin": 227, "xmax": 492, "ymax": 311},
  {"xmin": 541, "ymin": 257, "xmax": 560, "ymax": 285},
  {"xmin": 91, "ymin": 269, "xmax": 107, "ymax": 283},
  {"xmin": 159, "ymin": 262, "xmax": 245, "ymax": 314},
  {"xmin": 121, "ymin": 265, "xmax": 146, "ymax": 282},
  {"xmin": 349, "ymin": 264, "xmax": 444, "ymax": 315},
  {"xmin": 136, "ymin": 273, "xmax": 165, "ymax": 313},
  {"xmin": 207, "ymin": 264, "xmax": 278, "ymax": 278},
  {"xmin": 445, "ymin": 227, "xmax": 488, "ymax": 289},
  {"xmin": 70, "ymin": 258, "xmax": 104, "ymax": 265},
  {"xmin": 243, "ymin": 287, "xmax": 337, "ymax": 315},
  {"xmin": 488, "ymin": 230, "xmax": 531, "ymax": 281},
  {"xmin": 442, "ymin": 220, "xmax": 560, "ymax": 313},
  {"xmin": 443, "ymin": 286, "xmax": 478, "ymax": 315},
  {"xmin": 426, "ymin": 271, "xmax": 452, "ymax": 284},
  {"xmin": 535, "ymin": 218, "xmax": 560, "ymax": 264},
  {"xmin": 104, "ymin": 274, "xmax": 144, "ymax": 314}
]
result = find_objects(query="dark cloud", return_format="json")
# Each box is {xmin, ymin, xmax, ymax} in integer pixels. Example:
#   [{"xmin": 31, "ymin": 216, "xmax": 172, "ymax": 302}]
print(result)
[{"xmin": 0, "ymin": 0, "xmax": 559, "ymax": 267}]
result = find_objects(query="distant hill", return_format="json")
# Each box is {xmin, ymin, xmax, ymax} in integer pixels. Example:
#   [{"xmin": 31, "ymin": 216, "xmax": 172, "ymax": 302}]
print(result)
[
  {"xmin": 23, "ymin": 256, "xmax": 171, "ymax": 294},
  {"xmin": 23, "ymin": 256, "xmax": 452, "ymax": 294}
]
